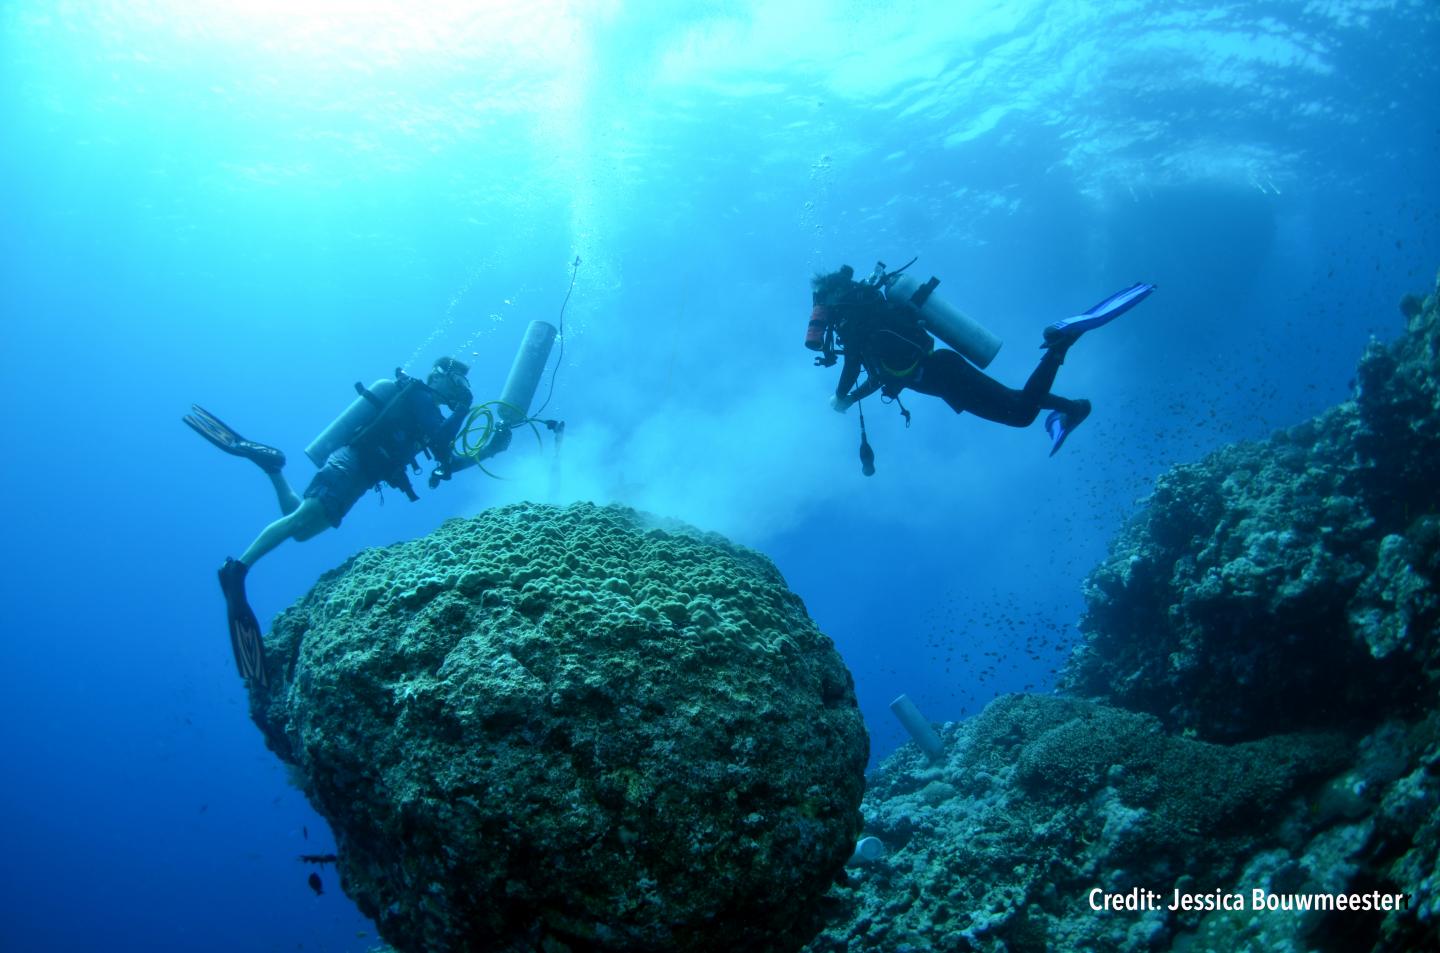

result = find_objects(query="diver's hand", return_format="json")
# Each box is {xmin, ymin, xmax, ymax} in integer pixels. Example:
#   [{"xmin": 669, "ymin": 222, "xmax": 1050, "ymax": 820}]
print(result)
[
  {"xmin": 829, "ymin": 394, "xmax": 854, "ymax": 414},
  {"xmin": 428, "ymin": 466, "xmax": 450, "ymax": 490},
  {"xmin": 472, "ymin": 425, "xmax": 514, "ymax": 462}
]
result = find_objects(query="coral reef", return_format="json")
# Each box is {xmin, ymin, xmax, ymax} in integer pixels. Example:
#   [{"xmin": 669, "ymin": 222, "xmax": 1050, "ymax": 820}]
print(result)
[
  {"xmin": 250, "ymin": 502, "xmax": 868, "ymax": 953},
  {"xmin": 808, "ymin": 270, "xmax": 1440, "ymax": 952},
  {"xmin": 1063, "ymin": 274, "xmax": 1440, "ymax": 738},
  {"xmin": 805, "ymin": 695, "xmax": 1348, "ymax": 952}
]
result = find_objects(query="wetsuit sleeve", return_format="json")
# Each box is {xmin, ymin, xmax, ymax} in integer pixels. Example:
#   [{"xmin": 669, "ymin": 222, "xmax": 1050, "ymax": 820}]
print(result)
[
  {"xmin": 427, "ymin": 403, "xmax": 469, "ymax": 469},
  {"xmin": 446, "ymin": 453, "xmax": 477, "ymax": 475},
  {"xmin": 850, "ymin": 376, "xmax": 882, "ymax": 401},
  {"xmin": 836, "ymin": 351, "xmax": 882, "ymax": 402},
  {"xmin": 836, "ymin": 350, "xmax": 862, "ymax": 399}
]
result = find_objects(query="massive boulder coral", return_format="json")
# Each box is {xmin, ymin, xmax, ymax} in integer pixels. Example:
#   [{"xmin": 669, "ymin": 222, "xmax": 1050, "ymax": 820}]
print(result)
[{"xmin": 248, "ymin": 502, "xmax": 868, "ymax": 953}]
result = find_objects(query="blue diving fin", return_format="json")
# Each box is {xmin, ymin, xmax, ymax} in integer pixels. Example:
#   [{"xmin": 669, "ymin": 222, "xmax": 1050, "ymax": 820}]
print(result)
[
  {"xmin": 1043, "ymin": 282, "xmax": 1156, "ymax": 348},
  {"xmin": 1045, "ymin": 400, "xmax": 1092, "ymax": 456}
]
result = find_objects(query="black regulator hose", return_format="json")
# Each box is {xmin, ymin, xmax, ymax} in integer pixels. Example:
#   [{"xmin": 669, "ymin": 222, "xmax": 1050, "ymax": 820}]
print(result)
[{"xmin": 858, "ymin": 401, "xmax": 876, "ymax": 477}]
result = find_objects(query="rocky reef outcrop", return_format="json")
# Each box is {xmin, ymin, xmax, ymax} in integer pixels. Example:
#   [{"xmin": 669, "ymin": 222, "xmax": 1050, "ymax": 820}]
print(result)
[
  {"xmin": 806, "ymin": 695, "xmax": 1350, "ymax": 951},
  {"xmin": 1060, "ymin": 279, "xmax": 1440, "ymax": 739},
  {"xmin": 808, "ymin": 270, "xmax": 1440, "ymax": 953},
  {"xmin": 250, "ymin": 502, "xmax": 868, "ymax": 953}
]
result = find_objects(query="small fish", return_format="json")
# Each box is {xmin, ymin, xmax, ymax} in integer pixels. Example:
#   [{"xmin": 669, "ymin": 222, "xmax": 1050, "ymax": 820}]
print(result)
[
  {"xmin": 302, "ymin": 825, "xmax": 309, "ymax": 840},
  {"xmin": 308, "ymin": 873, "xmax": 323, "ymax": 896}
]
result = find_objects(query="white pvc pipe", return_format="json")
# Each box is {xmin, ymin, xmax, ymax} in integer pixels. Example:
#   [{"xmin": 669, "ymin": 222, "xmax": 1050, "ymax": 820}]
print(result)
[
  {"xmin": 890, "ymin": 694, "xmax": 945, "ymax": 761},
  {"xmin": 847, "ymin": 836, "xmax": 885, "ymax": 866}
]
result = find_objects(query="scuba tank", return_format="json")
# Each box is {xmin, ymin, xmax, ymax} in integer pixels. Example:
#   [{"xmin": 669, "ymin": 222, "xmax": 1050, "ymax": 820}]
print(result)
[
  {"xmin": 305, "ymin": 378, "xmax": 399, "ymax": 466},
  {"xmin": 804, "ymin": 260, "xmax": 1002, "ymax": 369},
  {"xmin": 496, "ymin": 320, "xmax": 557, "ymax": 425},
  {"xmin": 888, "ymin": 271, "xmax": 1003, "ymax": 369}
]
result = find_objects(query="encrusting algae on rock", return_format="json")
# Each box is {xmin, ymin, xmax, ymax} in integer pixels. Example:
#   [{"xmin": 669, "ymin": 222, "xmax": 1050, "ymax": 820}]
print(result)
[
  {"xmin": 247, "ymin": 501, "xmax": 869, "ymax": 953},
  {"xmin": 1063, "ymin": 270, "xmax": 1440, "ymax": 742}
]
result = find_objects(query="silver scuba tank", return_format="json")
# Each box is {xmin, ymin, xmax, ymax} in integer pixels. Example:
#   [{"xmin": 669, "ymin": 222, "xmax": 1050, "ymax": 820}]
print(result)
[
  {"xmin": 304, "ymin": 378, "xmax": 399, "ymax": 467},
  {"xmin": 889, "ymin": 272, "xmax": 1003, "ymax": 369},
  {"xmin": 496, "ymin": 320, "xmax": 557, "ymax": 425}
]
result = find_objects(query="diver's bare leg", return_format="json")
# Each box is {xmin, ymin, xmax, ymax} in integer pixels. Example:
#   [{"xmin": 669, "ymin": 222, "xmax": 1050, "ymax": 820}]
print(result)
[
  {"xmin": 266, "ymin": 470, "xmax": 302, "ymax": 516},
  {"xmin": 239, "ymin": 498, "xmax": 331, "ymax": 566}
]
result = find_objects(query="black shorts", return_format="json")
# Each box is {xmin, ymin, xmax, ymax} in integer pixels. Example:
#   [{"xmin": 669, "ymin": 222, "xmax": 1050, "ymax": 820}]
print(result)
[{"xmin": 303, "ymin": 447, "xmax": 373, "ymax": 527}]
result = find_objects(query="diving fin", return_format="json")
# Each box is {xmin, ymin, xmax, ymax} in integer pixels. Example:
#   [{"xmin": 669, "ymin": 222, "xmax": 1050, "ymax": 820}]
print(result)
[
  {"xmin": 1045, "ymin": 400, "xmax": 1091, "ymax": 457},
  {"xmin": 1042, "ymin": 282, "xmax": 1156, "ymax": 349},
  {"xmin": 219, "ymin": 557, "xmax": 268, "ymax": 686},
  {"xmin": 184, "ymin": 405, "xmax": 287, "ymax": 474}
]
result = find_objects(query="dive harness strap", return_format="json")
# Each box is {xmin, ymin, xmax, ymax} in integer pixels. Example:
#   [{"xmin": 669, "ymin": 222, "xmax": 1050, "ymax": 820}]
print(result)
[{"xmin": 908, "ymin": 275, "xmax": 940, "ymax": 309}]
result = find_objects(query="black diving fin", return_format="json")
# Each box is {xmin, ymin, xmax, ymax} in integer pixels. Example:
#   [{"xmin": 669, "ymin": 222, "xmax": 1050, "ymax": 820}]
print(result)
[
  {"xmin": 184, "ymin": 405, "xmax": 287, "ymax": 474},
  {"xmin": 218, "ymin": 558, "xmax": 268, "ymax": 686}
]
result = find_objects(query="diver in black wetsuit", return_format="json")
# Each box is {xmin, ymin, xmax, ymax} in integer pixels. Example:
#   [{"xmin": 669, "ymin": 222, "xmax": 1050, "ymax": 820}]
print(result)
[{"xmin": 807, "ymin": 264, "xmax": 1154, "ymax": 457}]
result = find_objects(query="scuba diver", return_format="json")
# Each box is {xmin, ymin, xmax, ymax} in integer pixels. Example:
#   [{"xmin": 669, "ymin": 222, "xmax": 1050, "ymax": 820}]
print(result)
[
  {"xmin": 183, "ymin": 356, "xmax": 512, "ymax": 686},
  {"xmin": 807, "ymin": 260, "xmax": 1155, "ymax": 464}
]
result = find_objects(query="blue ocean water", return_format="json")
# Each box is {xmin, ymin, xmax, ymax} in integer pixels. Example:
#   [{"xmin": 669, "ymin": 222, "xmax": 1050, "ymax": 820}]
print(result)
[{"xmin": 1, "ymin": 1, "xmax": 1436, "ymax": 950}]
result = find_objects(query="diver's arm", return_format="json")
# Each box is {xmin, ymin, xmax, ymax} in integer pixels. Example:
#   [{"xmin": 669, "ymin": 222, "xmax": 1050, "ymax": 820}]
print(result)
[
  {"xmin": 850, "ymin": 375, "xmax": 882, "ymax": 401},
  {"xmin": 425, "ymin": 401, "xmax": 473, "ymax": 487},
  {"xmin": 832, "ymin": 352, "xmax": 882, "ymax": 412},
  {"xmin": 429, "ymin": 402, "xmax": 471, "ymax": 468},
  {"xmin": 428, "ymin": 417, "xmax": 511, "ymax": 487},
  {"xmin": 835, "ymin": 350, "xmax": 862, "ymax": 399},
  {"xmin": 455, "ymin": 426, "xmax": 512, "ymax": 468},
  {"xmin": 439, "ymin": 454, "xmax": 475, "ymax": 478}
]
